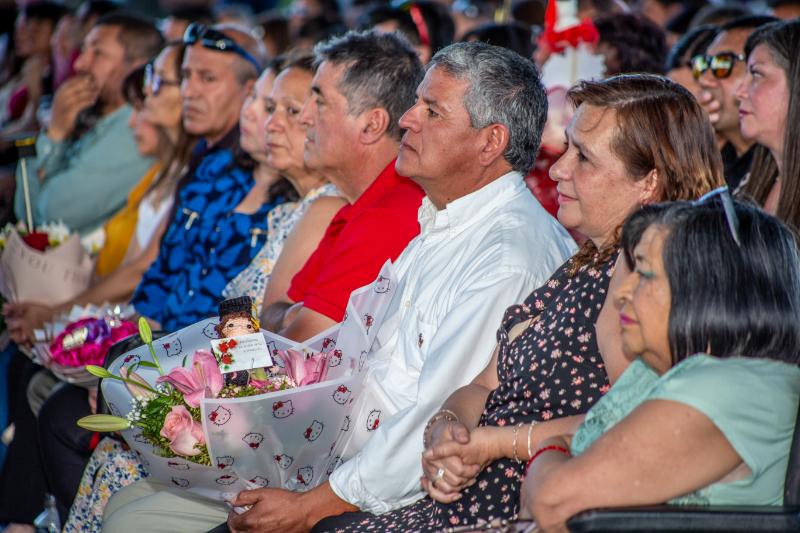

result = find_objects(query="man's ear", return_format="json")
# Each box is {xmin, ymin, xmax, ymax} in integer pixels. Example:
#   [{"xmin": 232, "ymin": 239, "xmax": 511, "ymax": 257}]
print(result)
[
  {"xmin": 241, "ymin": 78, "xmax": 256, "ymax": 98},
  {"xmin": 358, "ymin": 108, "xmax": 391, "ymax": 145},
  {"xmin": 477, "ymin": 124, "xmax": 510, "ymax": 167}
]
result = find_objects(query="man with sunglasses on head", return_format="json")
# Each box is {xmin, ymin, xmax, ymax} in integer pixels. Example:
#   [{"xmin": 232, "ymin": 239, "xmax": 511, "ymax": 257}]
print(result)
[
  {"xmin": 128, "ymin": 23, "xmax": 275, "ymax": 333},
  {"xmin": 696, "ymin": 15, "xmax": 777, "ymax": 190},
  {"xmin": 13, "ymin": 13, "xmax": 163, "ymax": 237}
]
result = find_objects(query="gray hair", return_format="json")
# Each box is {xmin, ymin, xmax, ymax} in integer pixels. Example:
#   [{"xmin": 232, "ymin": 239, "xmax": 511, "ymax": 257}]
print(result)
[
  {"xmin": 313, "ymin": 30, "xmax": 424, "ymax": 140},
  {"xmin": 429, "ymin": 42, "xmax": 548, "ymax": 174}
]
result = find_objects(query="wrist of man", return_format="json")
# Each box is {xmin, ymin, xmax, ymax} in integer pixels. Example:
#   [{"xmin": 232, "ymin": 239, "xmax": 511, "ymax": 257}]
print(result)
[{"xmin": 301, "ymin": 481, "xmax": 359, "ymax": 529}]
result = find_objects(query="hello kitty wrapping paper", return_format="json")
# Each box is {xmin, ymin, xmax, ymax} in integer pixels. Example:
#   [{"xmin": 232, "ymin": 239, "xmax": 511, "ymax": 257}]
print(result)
[{"xmin": 100, "ymin": 260, "xmax": 396, "ymax": 502}]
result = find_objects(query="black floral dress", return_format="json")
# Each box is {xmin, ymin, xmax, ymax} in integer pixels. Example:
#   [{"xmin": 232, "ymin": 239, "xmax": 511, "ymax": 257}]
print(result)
[{"xmin": 325, "ymin": 253, "xmax": 617, "ymax": 532}]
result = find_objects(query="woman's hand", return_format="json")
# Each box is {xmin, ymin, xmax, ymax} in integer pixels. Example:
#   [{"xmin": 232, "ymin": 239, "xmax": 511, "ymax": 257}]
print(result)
[
  {"xmin": 3, "ymin": 301, "xmax": 56, "ymax": 346},
  {"xmin": 421, "ymin": 424, "xmax": 499, "ymax": 503}
]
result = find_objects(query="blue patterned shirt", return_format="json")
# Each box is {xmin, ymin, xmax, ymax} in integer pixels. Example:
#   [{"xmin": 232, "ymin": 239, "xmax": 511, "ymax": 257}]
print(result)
[{"xmin": 132, "ymin": 129, "xmax": 287, "ymax": 331}]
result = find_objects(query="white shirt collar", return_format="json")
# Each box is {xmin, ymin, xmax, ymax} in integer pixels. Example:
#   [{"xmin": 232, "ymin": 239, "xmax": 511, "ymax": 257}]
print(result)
[{"xmin": 418, "ymin": 171, "xmax": 524, "ymax": 235}]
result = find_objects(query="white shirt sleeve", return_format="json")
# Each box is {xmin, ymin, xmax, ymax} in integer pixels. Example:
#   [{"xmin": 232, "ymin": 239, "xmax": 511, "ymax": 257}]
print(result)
[{"xmin": 329, "ymin": 268, "xmax": 541, "ymax": 513}]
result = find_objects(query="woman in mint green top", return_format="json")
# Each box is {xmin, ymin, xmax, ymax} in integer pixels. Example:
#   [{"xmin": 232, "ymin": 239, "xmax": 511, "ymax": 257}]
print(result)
[{"xmin": 520, "ymin": 195, "xmax": 800, "ymax": 531}]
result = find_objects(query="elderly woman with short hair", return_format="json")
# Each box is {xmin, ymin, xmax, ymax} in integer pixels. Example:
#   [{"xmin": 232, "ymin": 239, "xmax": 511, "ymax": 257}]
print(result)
[
  {"xmin": 523, "ymin": 198, "xmax": 800, "ymax": 531},
  {"xmin": 319, "ymin": 73, "xmax": 724, "ymax": 532}
]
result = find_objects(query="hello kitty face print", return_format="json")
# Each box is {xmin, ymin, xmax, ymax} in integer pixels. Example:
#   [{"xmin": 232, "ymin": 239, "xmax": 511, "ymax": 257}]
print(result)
[
  {"xmin": 296, "ymin": 466, "xmax": 313, "ymax": 486},
  {"xmin": 202, "ymin": 322, "xmax": 220, "ymax": 339},
  {"xmin": 328, "ymin": 349, "xmax": 342, "ymax": 367},
  {"xmin": 216, "ymin": 474, "xmax": 238, "ymax": 485},
  {"xmin": 374, "ymin": 275, "xmax": 391, "ymax": 293},
  {"xmin": 304, "ymin": 420, "xmax": 323, "ymax": 441},
  {"xmin": 332, "ymin": 385, "xmax": 351, "ymax": 404},
  {"xmin": 216, "ymin": 455, "xmax": 234, "ymax": 469},
  {"xmin": 366, "ymin": 409, "xmax": 381, "ymax": 431},
  {"xmin": 272, "ymin": 400, "xmax": 294, "ymax": 418},
  {"xmin": 249, "ymin": 476, "xmax": 269, "ymax": 488},
  {"xmin": 321, "ymin": 337, "xmax": 336, "ymax": 351},
  {"xmin": 161, "ymin": 338, "xmax": 182, "ymax": 357},
  {"xmin": 274, "ymin": 453, "xmax": 293, "ymax": 469},
  {"xmin": 208, "ymin": 406, "xmax": 232, "ymax": 425},
  {"xmin": 167, "ymin": 460, "xmax": 190, "ymax": 470},
  {"xmin": 122, "ymin": 354, "xmax": 140, "ymax": 367},
  {"xmin": 242, "ymin": 432, "xmax": 264, "ymax": 449}
]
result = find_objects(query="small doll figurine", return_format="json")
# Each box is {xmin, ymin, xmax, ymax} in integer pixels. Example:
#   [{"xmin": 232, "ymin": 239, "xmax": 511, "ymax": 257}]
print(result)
[
  {"xmin": 216, "ymin": 296, "xmax": 260, "ymax": 338},
  {"xmin": 216, "ymin": 296, "xmax": 260, "ymax": 386}
]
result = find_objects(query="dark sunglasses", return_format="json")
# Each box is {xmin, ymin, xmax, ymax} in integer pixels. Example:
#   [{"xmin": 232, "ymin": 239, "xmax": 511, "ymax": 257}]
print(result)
[
  {"xmin": 144, "ymin": 63, "xmax": 180, "ymax": 96},
  {"xmin": 182, "ymin": 23, "xmax": 262, "ymax": 74},
  {"xmin": 692, "ymin": 186, "xmax": 741, "ymax": 247},
  {"xmin": 690, "ymin": 52, "xmax": 745, "ymax": 80}
]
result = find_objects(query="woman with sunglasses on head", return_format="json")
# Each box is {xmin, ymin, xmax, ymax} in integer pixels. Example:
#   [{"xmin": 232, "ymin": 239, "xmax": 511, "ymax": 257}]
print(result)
[
  {"xmin": 315, "ymin": 74, "xmax": 722, "ymax": 532},
  {"xmin": 735, "ymin": 19, "xmax": 800, "ymax": 230},
  {"xmin": 3, "ymin": 43, "xmax": 195, "ymax": 347},
  {"xmin": 223, "ymin": 51, "xmax": 345, "ymax": 316},
  {"xmin": 521, "ymin": 197, "xmax": 800, "ymax": 532}
]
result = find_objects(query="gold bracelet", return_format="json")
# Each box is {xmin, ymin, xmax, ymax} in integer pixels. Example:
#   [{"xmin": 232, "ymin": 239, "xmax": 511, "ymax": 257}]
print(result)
[
  {"xmin": 422, "ymin": 409, "xmax": 460, "ymax": 449},
  {"xmin": 512, "ymin": 423, "xmax": 523, "ymax": 463},
  {"xmin": 526, "ymin": 421, "xmax": 537, "ymax": 460}
]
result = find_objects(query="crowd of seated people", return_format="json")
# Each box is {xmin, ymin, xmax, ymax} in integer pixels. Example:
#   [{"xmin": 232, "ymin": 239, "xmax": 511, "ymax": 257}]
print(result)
[{"xmin": 0, "ymin": 1, "xmax": 797, "ymax": 532}]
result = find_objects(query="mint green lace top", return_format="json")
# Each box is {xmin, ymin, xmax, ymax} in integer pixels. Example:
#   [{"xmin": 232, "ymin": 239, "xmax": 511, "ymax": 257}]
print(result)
[{"xmin": 571, "ymin": 355, "xmax": 800, "ymax": 505}]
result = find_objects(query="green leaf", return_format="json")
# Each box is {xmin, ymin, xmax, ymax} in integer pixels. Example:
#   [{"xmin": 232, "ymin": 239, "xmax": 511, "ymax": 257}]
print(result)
[
  {"xmin": 137, "ymin": 361, "xmax": 159, "ymax": 369},
  {"xmin": 138, "ymin": 316, "xmax": 152, "ymax": 344},
  {"xmin": 77, "ymin": 414, "xmax": 131, "ymax": 432},
  {"xmin": 85, "ymin": 365, "xmax": 115, "ymax": 379}
]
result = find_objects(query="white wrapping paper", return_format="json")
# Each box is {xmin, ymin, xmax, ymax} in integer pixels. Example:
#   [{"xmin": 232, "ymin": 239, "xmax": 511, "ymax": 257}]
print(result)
[
  {"xmin": 0, "ymin": 231, "xmax": 93, "ymax": 304},
  {"xmin": 100, "ymin": 261, "xmax": 396, "ymax": 502}
]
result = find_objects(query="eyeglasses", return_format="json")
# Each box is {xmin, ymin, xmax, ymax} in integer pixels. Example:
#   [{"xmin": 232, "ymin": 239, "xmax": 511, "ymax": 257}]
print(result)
[
  {"xmin": 182, "ymin": 23, "xmax": 262, "ymax": 74},
  {"xmin": 690, "ymin": 52, "xmax": 746, "ymax": 80},
  {"xmin": 692, "ymin": 186, "xmax": 741, "ymax": 247},
  {"xmin": 144, "ymin": 63, "xmax": 180, "ymax": 96}
]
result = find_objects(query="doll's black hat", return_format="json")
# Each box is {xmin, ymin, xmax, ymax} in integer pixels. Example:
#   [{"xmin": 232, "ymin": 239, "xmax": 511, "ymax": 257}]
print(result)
[{"xmin": 219, "ymin": 296, "xmax": 253, "ymax": 318}]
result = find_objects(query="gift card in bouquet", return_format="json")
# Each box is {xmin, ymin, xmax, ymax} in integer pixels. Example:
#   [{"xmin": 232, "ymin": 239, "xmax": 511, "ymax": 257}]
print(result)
[
  {"xmin": 99, "ymin": 262, "xmax": 398, "ymax": 502},
  {"xmin": 211, "ymin": 333, "xmax": 273, "ymax": 374}
]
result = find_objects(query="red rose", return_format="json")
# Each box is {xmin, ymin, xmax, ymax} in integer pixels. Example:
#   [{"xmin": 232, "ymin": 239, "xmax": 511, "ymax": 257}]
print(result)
[
  {"xmin": 221, "ymin": 355, "xmax": 233, "ymax": 365},
  {"xmin": 228, "ymin": 339, "xmax": 238, "ymax": 348},
  {"xmin": 219, "ymin": 342, "xmax": 229, "ymax": 353}
]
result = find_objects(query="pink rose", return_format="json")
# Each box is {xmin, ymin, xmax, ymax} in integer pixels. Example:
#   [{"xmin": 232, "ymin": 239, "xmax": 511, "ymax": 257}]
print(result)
[{"xmin": 160, "ymin": 405, "xmax": 205, "ymax": 456}]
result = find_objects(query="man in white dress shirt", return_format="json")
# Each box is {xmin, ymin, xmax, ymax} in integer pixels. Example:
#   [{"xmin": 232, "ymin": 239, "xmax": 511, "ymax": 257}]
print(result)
[
  {"xmin": 103, "ymin": 42, "xmax": 576, "ymax": 533},
  {"xmin": 224, "ymin": 41, "xmax": 576, "ymax": 532}
]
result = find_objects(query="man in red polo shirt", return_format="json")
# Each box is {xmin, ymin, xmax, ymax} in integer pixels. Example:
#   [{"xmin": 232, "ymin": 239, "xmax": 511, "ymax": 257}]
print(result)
[{"xmin": 261, "ymin": 31, "xmax": 424, "ymax": 341}]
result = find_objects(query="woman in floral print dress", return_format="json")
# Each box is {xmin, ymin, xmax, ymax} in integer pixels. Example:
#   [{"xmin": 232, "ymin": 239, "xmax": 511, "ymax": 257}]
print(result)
[{"xmin": 318, "ymin": 75, "xmax": 723, "ymax": 532}]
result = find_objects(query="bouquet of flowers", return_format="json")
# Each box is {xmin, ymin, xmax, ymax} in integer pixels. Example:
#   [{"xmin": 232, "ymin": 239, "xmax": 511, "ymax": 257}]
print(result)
[
  {"xmin": 21, "ymin": 304, "xmax": 137, "ymax": 389},
  {"xmin": 78, "ymin": 261, "xmax": 396, "ymax": 502},
  {"xmin": 0, "ymin": 220, "xmax": 95, "ymax": 307}
]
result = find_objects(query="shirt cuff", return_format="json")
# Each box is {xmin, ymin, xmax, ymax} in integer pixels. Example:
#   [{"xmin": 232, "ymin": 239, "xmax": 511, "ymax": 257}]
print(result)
[
  {"xmin": 328, "ymin": 453, "xmax": 424, "ymax": 514},
  {"xmin": 35, "ymin": 132, "xmax": 67, "ymax": 178}
]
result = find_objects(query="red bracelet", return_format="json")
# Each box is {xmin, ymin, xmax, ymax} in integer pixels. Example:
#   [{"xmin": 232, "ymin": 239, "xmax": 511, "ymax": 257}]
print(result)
[{"xmin": 525, "ymin": 445, "xmax": 571, "ymax": 475}]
